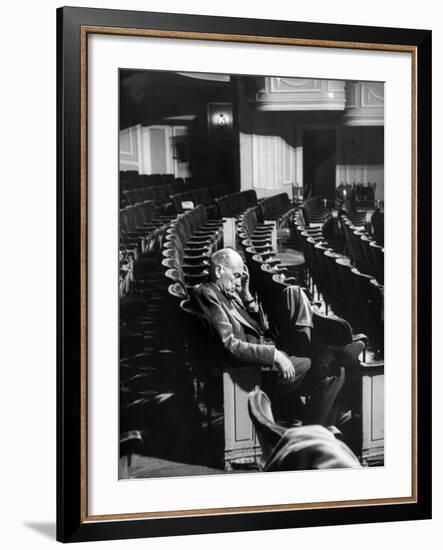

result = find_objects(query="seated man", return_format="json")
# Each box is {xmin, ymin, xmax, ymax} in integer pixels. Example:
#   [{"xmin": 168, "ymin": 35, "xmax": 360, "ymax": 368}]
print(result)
[{"xmin": 192, "ymin": 248, "xmax": 354, "ymax": 425}]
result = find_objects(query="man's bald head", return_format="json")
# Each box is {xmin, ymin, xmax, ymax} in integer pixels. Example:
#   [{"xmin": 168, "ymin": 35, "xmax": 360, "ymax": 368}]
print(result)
[
  {"xmin": 210, "ymin": 248, "xmax": 244, "ymax": 296},
  {"xmin": 210, "ymin": 248, "xmax": 243, "ymax": 274}
]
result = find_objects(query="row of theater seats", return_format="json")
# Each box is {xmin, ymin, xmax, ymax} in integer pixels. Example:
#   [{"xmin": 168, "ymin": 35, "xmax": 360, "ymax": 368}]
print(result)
[
  {"xmin": 160, "ymin": 207, "xmax": 228, "ymax": 432},
  {"xmin": 121, "ymin": 189, "xmax": 266, "ymax": 318},
  {"xmin": 257, "ymin": 193, "xmax": 297, "ymax": 228},
  {"xmin": 119, "ymin": 200, "xmax": 175, "ymax": 259},
  {"xmin": 341, "ymin": 214, "xmax": 384, "ymax": 284},
  {"xmin": 299, "ymin": 196, "xmax": 330, "ymax": 226},
  {"xmin": 162, "ymin": 206, "xmax": 223, "ymax": 289},
  {"xmin": 294, "ymin": 214, "xmax": 384, "ymax": 357},
  {"xmin": 120, "ymin": 171, "xmax": 177, "ymax": 191},
  {"xmin": 236, "ymin": 207, "xmax": 382, "ymax": 461},
  {"xmin": 156, "ymin": 192, "xmax": 297, "ymax": 435},
  {"xmin": 157, "ymin": 200, "xmax": 309, "ymax": 450},
  {"xmin": 119, "ymin": 201, "xmax": 229, "ymax": 466},
  {"xmin": 368, "ymin": 208, "xmax": 384, "ymax": 246},
  {"xmin": 238, "ymin": 207, "xmax": 275, "ymax": 252},
  {"xmin": 341, "ymin": 199, "xmax": 368, "ymax": 227},
  {"xmin": 238, "ymin": 206, "xmax": 306, "ymax": 285},
  {"xmin": 152, "ymin": 188, "xmax": 262, "ymax": 282},
  {"xmin": 168, "ymin": 185, "xmax": 229, "ymax": 215},
  {"xmin": 120, "ymin": 194, "xmax": 358, "ymax": 343},
  {"xmin": 121, "ymin": 178, "xmax": 209, "ymax": 209},
  {"xmin": 121, "ymin": 171, "xmax": 219, "ymax": 192},
  {"xmin": 341, "ymin": 199, "xmax": 384, "ymax": 247},
  {"xmin": 120, "ymin": 193, "xmax": 384, "ymax": 468},
  {"xmin": 118, "ymin": 193, "xmax": 274, "ymax": 468},
  {"xmin": 236, "ymin": 210, "xmax": 309, "ymax": 326},
  {"xmin": 237, "ymin": 206, "xmax": 288, "ymax": 305},
  {"xmin": 300, "ymin": 196, "xmax": 383, "ymax": 245},
  {"xmin": 215, "ymin": 189, "xmax": 258, "ymax": 218},
  {"xmin": 239, "ymin": 242, "xmax": 384, "ymax": 464}
]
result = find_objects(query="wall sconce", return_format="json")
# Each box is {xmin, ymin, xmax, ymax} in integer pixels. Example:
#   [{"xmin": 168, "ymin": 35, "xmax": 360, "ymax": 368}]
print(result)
[
  {"xmin": 211, "ymin": 111, "xmax": 230, "ymax": 128},
  {"xmin": 217, "ymin": 113, "xmax": 226, "ymax": 127},
  {"xmin": 208, "ymin": 103, "xmax": 233, "ymax": 132}
]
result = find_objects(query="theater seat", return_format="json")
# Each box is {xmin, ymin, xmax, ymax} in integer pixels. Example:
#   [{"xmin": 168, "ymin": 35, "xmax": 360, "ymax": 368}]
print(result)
[
  {"xmin": 119, "ymin": 430, "xmax": 143, "ymax": 478},
  {"xmin": 264, "ymin": 424, "xmax": 361, "ymax": 471},
  {"xmin": 248, "ymin": 388, "xmax": 286, "ymax": 462},
  {"xmin": 248, "ymin": 388, "xmax": 361, "ymax": 471},
  {"xmin": 180, "ymin": 298, "xmax": 262, "ymax": 469}
]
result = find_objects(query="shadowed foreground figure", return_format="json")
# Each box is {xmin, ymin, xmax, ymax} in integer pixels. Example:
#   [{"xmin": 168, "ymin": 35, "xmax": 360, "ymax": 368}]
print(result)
[
  {"xmin": 264, "ymin": 425, "xmax": 361, "ymax": 470},
  {"xmin": 192, "ymin": 248, "xmax": 362, "ymax": 425},
  {"xmin": 248, "ymin": 387, "xmax": 360, "ymax": 469}
]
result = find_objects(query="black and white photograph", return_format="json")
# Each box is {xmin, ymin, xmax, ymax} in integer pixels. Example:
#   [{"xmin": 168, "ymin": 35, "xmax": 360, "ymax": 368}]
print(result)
[
  {"xmin": 118, "ymin": 69, "xmax": 385, "ymax": 479},
  {"xmin": 1, "ymin": 0, "xmax": 433, "ymax": 546}
]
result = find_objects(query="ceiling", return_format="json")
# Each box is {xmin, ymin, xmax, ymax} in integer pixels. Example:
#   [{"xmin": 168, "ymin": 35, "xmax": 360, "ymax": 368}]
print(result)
[{"xmin": 119, "ymin": 70, "xmax": 233, "ymax": 130}]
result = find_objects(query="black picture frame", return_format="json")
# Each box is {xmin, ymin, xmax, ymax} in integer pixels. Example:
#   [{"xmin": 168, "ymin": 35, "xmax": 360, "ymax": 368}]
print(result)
[{"xmin": 57, "ymin": 6, "xmax": 432, "ymax": 543}]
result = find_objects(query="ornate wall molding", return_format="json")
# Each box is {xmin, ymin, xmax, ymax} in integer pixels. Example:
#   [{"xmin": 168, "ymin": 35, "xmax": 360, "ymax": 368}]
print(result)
[
  {"xmin": 119, "ymin": 124, "xmax": 142, "ymax": 171},
  {"xmin": 343, "ymin": 82, "xmax": 384, "ymax": 126},
  {"xmin": 255, "ymin": 77, "xmax": 346, "ymax": 111}
]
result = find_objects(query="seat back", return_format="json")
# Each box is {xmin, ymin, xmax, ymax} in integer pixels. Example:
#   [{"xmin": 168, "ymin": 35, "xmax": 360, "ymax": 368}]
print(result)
[
  {"xmin": 369, "ymin": 241, "xmax": 384, "ymax": 284},
  {"xmin": 179, "ymin": 298, "xmax": 221, "ymax": 401},
  {"xmin": 302, "ymin": 196, "xmax": 329, "ymax": 225},
  {"xmin": 370, "ymin": 209, "xmax": 384, "ymax": 246},
  {"xmin": 168, "ymin": 281, "xmax": 188, "ymax": 301},
  {"xmin": 248, "ymin": 388, "xmax": 286, "ymax": 462},
  {"xmin": 312, "ymin": 309, "xmax": 353, "ymax": 348}
]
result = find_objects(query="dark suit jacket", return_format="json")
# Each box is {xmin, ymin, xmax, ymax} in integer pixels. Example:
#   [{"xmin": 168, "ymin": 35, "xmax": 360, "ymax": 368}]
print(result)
[{"xmin": 191, "ymin": 282, "xmax": 275, "ymax": 367}]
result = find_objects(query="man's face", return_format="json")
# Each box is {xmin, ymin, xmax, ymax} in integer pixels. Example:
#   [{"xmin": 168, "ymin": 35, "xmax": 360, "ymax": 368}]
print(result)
[{"xmin": 216, "ymin": 255, "xmax": 244, "ymax": 298}]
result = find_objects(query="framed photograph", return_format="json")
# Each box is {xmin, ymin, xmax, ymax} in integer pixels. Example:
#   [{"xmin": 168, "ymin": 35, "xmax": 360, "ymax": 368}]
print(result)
[{"xmin": 57, "ymin": 6, "xmax": 431, "ymax": 543}]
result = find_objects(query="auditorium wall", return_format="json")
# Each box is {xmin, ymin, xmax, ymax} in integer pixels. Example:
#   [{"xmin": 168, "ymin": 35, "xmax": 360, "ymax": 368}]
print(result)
[
  {"xmin": 119, "ymin": 73, "xmax": 384, "ymax": 202},
  {"xmin": 237, "ymin": 76, "xmax": 384, "ymax": 201},
  {"xmin": 119, "ymin": 123, "xmax": 191, "ymax": 178},
  {"xmin": 237, "ymin": 76, "xmax": 297, "ymax": 199},
  {"xmin": 119, "ymin": 124, "xmax": 143, "ymax": 172},
  {"xmin": 336, "ymin": 126, "xmax": 384, "ymax": 200}
]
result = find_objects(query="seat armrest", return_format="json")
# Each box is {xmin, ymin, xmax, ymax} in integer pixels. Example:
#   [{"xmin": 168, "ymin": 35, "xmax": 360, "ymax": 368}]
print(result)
[
  {"xmin": 183, "ymin": 254, "xmax": 210, "ymax": 262},
  {"xmin": 193, "ymin": 229, "xmax": 217, "ymax": 235},
  {"xmin": 187, "ymin": 237, "xmax": 212, "ymax": 245},
  {"xmin": 184, "ymin": 247, "xmax": 211, "ymax": 255},
  {"xmin": 265, "ymin": 258, "xmax": 280, "ymax": 266},
  {"xmin": 252, "ymin": 238, "xmax": 273, "ymax": 246},
  {"xmin": 184, "ymin": 242, "xmax": 212, "ymax": 251},
  {"xmin": 358, "ymin": 361, "xmax": 384, "ymax": 374},
  {"xmin": 253, "ymin": 227, "xmax": 274, "ymax": 234},
  {"xmin": 352, "ymin": 333, "xmax": 368, "ymax": 361},
  {"xmin": 254, "ymin": 244, "xmax": 274, "ymax": 252},
  {"xmin": 182, "ymin": 263, "xmax": 209, "ymax": 274},
  {"xmin": 183, "ymin": 255, "xmax": 210, "ymax": 264}
]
